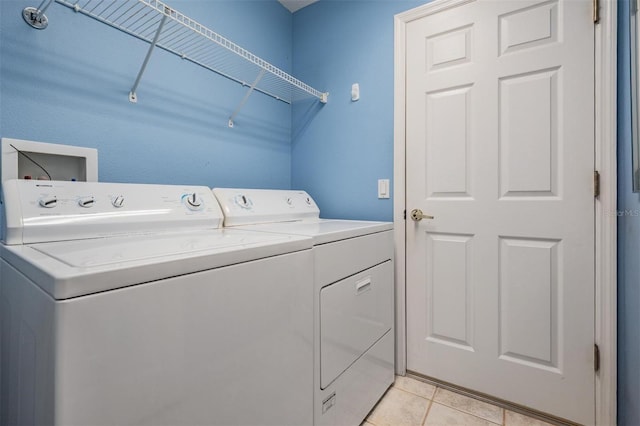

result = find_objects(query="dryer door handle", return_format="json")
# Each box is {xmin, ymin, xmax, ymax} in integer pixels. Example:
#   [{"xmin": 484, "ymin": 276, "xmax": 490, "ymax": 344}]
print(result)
[{"xmin": 355, "ymin": 277, "xmax": 371, "ymax": 294}]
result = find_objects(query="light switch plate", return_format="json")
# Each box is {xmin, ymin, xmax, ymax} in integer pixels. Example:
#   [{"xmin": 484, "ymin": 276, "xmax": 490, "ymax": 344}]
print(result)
[{"xmin": 378, "ymin": 179, "xmax": 390, "ymax": 199}]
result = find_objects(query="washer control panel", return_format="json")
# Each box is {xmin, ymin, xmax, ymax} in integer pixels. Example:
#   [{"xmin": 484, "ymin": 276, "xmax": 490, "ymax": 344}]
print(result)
[
  {"xmin": 213, "ymin": 188, "xmax": 320, "ymax": 227},
  {"xmin": 2, "ymin": 180, "xmax": 224, "ymax": 245}
]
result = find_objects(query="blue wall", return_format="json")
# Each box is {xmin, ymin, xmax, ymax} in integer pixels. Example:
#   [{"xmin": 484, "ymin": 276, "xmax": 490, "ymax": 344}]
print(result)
[
  {"xmin": 0, "ymin": 0, "xmax": 293, "ymax": 188},
  {"xmin": 290, "ymin": 0, "xmax": 426, "ymax": 221},
  {"xmin": 618, "ymin": 1, "xmax": 640, "ymax": 424}
]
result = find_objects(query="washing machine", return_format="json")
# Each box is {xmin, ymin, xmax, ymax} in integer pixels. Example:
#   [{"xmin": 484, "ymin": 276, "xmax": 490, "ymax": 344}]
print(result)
[
  {"xmin": 0, "ymin": 179, "xmax": 314, "ymax": 426},
  {"xmin": 213, "ymin": 188, "xmax": 395, "ymax": 426}
]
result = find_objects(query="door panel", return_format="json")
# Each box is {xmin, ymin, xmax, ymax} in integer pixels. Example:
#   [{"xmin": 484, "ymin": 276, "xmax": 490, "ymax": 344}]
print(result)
[{"xmin": 405, "ymin": 0, "xmax": 594, "ymax": 423}]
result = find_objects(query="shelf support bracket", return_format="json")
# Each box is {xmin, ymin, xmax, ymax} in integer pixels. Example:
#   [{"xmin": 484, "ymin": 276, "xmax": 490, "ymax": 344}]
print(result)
[
  {"xmin": 22, "ymin": 0, "xmax": 55, "ymax": 30},
  {"xmin": 228, "ymin": 69, "xmax": 267, "ymax": 128},
  {"xmin": 129, "ymin": 12, "xmax": 169, "ymax": 103}
]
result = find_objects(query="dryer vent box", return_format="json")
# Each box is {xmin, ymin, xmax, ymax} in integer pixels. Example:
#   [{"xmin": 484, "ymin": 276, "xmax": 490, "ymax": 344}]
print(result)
[{"xmin": 1, "ymin": 138, "xmax": 98, "ymax": 184}]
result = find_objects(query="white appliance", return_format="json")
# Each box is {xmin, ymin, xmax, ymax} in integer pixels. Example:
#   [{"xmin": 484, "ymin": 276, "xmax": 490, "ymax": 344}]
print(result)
[
  {"xmin": 0, "ymin": 179, "xmax": 314, "ymax": 426},
  {"xmin": 213, "ymin": 188, "xmax": 394, "ymax": 426}
]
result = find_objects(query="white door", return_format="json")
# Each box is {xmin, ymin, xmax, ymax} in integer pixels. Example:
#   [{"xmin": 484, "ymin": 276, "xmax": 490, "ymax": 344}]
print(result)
[{"xmin": 405, "ymin": 0, "xmax": 595, "ymax": 424}]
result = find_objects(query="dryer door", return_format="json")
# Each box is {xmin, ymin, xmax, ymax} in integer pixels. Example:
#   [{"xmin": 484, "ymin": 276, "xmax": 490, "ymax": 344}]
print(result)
[{"xmin": 320, "ymin": 261, "xmax": 393, "ymax": 389}]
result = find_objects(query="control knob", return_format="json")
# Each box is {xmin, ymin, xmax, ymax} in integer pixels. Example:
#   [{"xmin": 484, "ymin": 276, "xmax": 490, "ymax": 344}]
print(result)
[
  {"xmin": 234, "ymin": 194, "xmax": 252, "ymax": 209},
  {"xmin": 185, "ymin": 193, "xmax": 203, "ymax": 211},
  {"xmin": 78, "ymin": 197, "xmax": 95, "ymax": 208},
  {"xmin": 112, "ymin": 195, "xmax": 125, "ymax": 208},
  {"xmin": 38, "ymin": 196, "xmax": 57, "ymax": 208}
]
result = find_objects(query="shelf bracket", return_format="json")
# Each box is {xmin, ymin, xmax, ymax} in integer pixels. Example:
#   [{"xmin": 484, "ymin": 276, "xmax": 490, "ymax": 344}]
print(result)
[
  {"xmin": 228, "ymin": 69, "xmax": 266, "ymax": 128},
  {"xmin": 129, "ymin": 11, "xmax": 169, "ymax": 103},
  {"xmin": 22, "ymin": 0, "xmax": 55, "ymax": 30}
]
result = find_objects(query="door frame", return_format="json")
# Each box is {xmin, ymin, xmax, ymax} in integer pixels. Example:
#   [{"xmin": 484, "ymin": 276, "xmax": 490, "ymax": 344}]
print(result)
[{"xmin": 392, "ymin": 1, "xmax": 617, "ymax": 424}]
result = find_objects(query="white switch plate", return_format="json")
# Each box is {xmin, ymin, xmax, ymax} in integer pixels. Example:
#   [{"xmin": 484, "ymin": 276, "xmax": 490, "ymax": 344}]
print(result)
[
  {"xmin": 378, "ymin": 179, "xmax": 390, "ymax": 199},
  {"xmin": 351, "ymin": 83, "xmax": 360, "ymax": 101}
]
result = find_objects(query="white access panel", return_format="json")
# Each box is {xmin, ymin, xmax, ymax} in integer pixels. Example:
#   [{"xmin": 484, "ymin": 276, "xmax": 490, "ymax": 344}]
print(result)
[
  {"xmin": 320, "ymin": 261, "xmax": 393, "ymax": 388},
  {"xmin": 315, "ymin": 332, "xmax": 394, "ymax": 426},
  {"xmin": 1, "ymin": 138, "xmax": 98, "ymax": 183}
]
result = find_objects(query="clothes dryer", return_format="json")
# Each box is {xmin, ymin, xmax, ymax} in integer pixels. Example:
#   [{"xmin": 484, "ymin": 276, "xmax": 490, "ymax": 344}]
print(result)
[
  {"xmin": 213, "ymin": 188, "xmax": 394, "ymax": 426},
  {"xmin": 0, "ymin": 180, "xmax": 314, "ymax": 426}
]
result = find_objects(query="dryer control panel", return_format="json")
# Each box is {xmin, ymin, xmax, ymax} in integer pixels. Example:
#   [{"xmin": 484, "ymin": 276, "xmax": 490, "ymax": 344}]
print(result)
[
  {"xmin": 213, "ymin": 188, "xmax": 320, "ymax": 227},
  {"xmin": 2, "ymin": 180, "xmax": 223, "ymax": 245}
]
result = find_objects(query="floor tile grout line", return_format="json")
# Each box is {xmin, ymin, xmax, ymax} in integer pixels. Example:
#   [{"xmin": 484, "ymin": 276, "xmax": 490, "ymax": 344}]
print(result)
[
  {"xmin": 393, "ymin": 384, "xmax": 433, "ymax": 401},
  {"xmin": 367, "ymin": 385, "xmax": 432, "ymax": 426},
  {"xmin": 393, "ymin": 384, "xmax": 437, "ymax": 401},
  {"xmin": 421, "ymin": 388, "xmax": 436, "ymax": 426},
  {"xmin": 391, "ymin": 384, "xmax": 435, "ymax": 423}
]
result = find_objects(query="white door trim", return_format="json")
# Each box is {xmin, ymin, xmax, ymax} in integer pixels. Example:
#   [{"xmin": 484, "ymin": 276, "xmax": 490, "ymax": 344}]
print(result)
[
  {"xmin": 593, "ymin": 1, "xmax": 618, "ymax": 424},
  {"xmin": 392, "ymin": 1, "xmax": 617, "ymax": 424}
]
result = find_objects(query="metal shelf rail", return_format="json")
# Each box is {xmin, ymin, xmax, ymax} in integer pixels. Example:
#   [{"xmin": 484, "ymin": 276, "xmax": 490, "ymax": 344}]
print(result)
[{"xmin": 23, "ymin": 0, "xmax": 329, "ymax": 127}]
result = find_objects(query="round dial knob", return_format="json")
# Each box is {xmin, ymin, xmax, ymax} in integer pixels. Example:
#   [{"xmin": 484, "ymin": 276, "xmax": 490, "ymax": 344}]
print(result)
[
  {"xmin": 78, "ymin": 196, "xmax": 95, "ymax": 208},
  {"xmin": 234, "ymin": 194, "xmax": 252, "ymax": 210},
  {"xmin": 112, "ymin": 195, "xmax": 125, "ymax": 208},
  {"xmin": 38, "ymin": 196, "xmax": 57, "ymax": 208},
  {"xmin": 286, "ymin": 197, "xmax": 293, "ymax": 205},
  {"xmin": 184, "ymin": 193, "xmax": 203, "ymax": 211},
  {"xmin": 78, "ymin": 197, "xmax": 96, "ymax": 209}
]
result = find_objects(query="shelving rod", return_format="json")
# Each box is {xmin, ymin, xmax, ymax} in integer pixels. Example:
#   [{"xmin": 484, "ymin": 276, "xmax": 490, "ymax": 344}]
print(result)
[
  {"xmin": 128, "ymin": 11, "xmax": 168, "ymax": 103},
  {"xmin": 34, "ymin": 0, "xmax": 55, "ymax": 20},
  {"xmin": 228, "ymin": 69, "xmax": 266, "ymax": 128}
]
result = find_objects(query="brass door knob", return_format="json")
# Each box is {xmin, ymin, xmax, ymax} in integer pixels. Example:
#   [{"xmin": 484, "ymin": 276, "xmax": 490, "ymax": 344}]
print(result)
[{"xmin": 410, "ymin": 209, "xmax": 434, "ymax": 221}]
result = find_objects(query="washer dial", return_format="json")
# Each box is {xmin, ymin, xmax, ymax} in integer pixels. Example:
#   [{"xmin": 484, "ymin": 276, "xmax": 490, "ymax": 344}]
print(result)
[
  {"xmin": 38, "ymin": 196, "xmax": 57, "ymax": 208},
  {"xmin": 234, "ymin": 194, "xmax": 253, "ymax": 210},
  {"xmin": 183, "ymin": 193, "xmax": 204, "ymax": 211}
]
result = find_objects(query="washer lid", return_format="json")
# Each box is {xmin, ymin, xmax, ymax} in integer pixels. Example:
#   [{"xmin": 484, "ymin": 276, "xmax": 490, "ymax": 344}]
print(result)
[
  {"xmin": 31, "ymin": 230, "xmax": 278, "ymax": 267},
  {"xmin": 231, "ymin": 219, "xmax": 393, "ymax": 245},
  {"xmin": 1, "ymin": 229, "xmax": 312, "ymax": 300}
]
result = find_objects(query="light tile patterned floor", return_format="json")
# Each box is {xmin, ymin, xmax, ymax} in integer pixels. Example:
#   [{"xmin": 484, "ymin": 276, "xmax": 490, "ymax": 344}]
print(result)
[{"xmin": 363, "ymin": 376, "xmax": 556, "ymax": 426}]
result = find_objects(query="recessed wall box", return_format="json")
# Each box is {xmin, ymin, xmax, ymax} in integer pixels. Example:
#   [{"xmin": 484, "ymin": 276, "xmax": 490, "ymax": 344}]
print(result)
[{"xmin": 1, "ymin": 138, "xmax": 98, "ymax": 184}]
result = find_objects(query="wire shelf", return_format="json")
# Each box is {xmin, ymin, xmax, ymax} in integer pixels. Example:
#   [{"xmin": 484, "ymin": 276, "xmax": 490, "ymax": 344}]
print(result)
[{"xmin": 54, "ymin": 0, "xmax": 328, "ymax": 106}]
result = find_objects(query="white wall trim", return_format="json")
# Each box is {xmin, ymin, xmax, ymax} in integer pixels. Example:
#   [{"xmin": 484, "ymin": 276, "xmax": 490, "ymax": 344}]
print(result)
[
  {"xmin": 392, "ymin": 11, "xmax": 408, "ymax": 375},
  {"xmin": 594, "ymin": 1, "xmax": 617, "ymax": 425},
  {"xmin": 393, "ymin": 1, "xmax": 617, "ymax": 424}
]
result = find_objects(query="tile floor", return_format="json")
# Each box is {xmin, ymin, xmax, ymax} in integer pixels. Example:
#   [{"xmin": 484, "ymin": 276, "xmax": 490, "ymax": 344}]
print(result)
[{"xmin": 362, "ymin": 376, "xmax": 557, "ymax": 426}]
